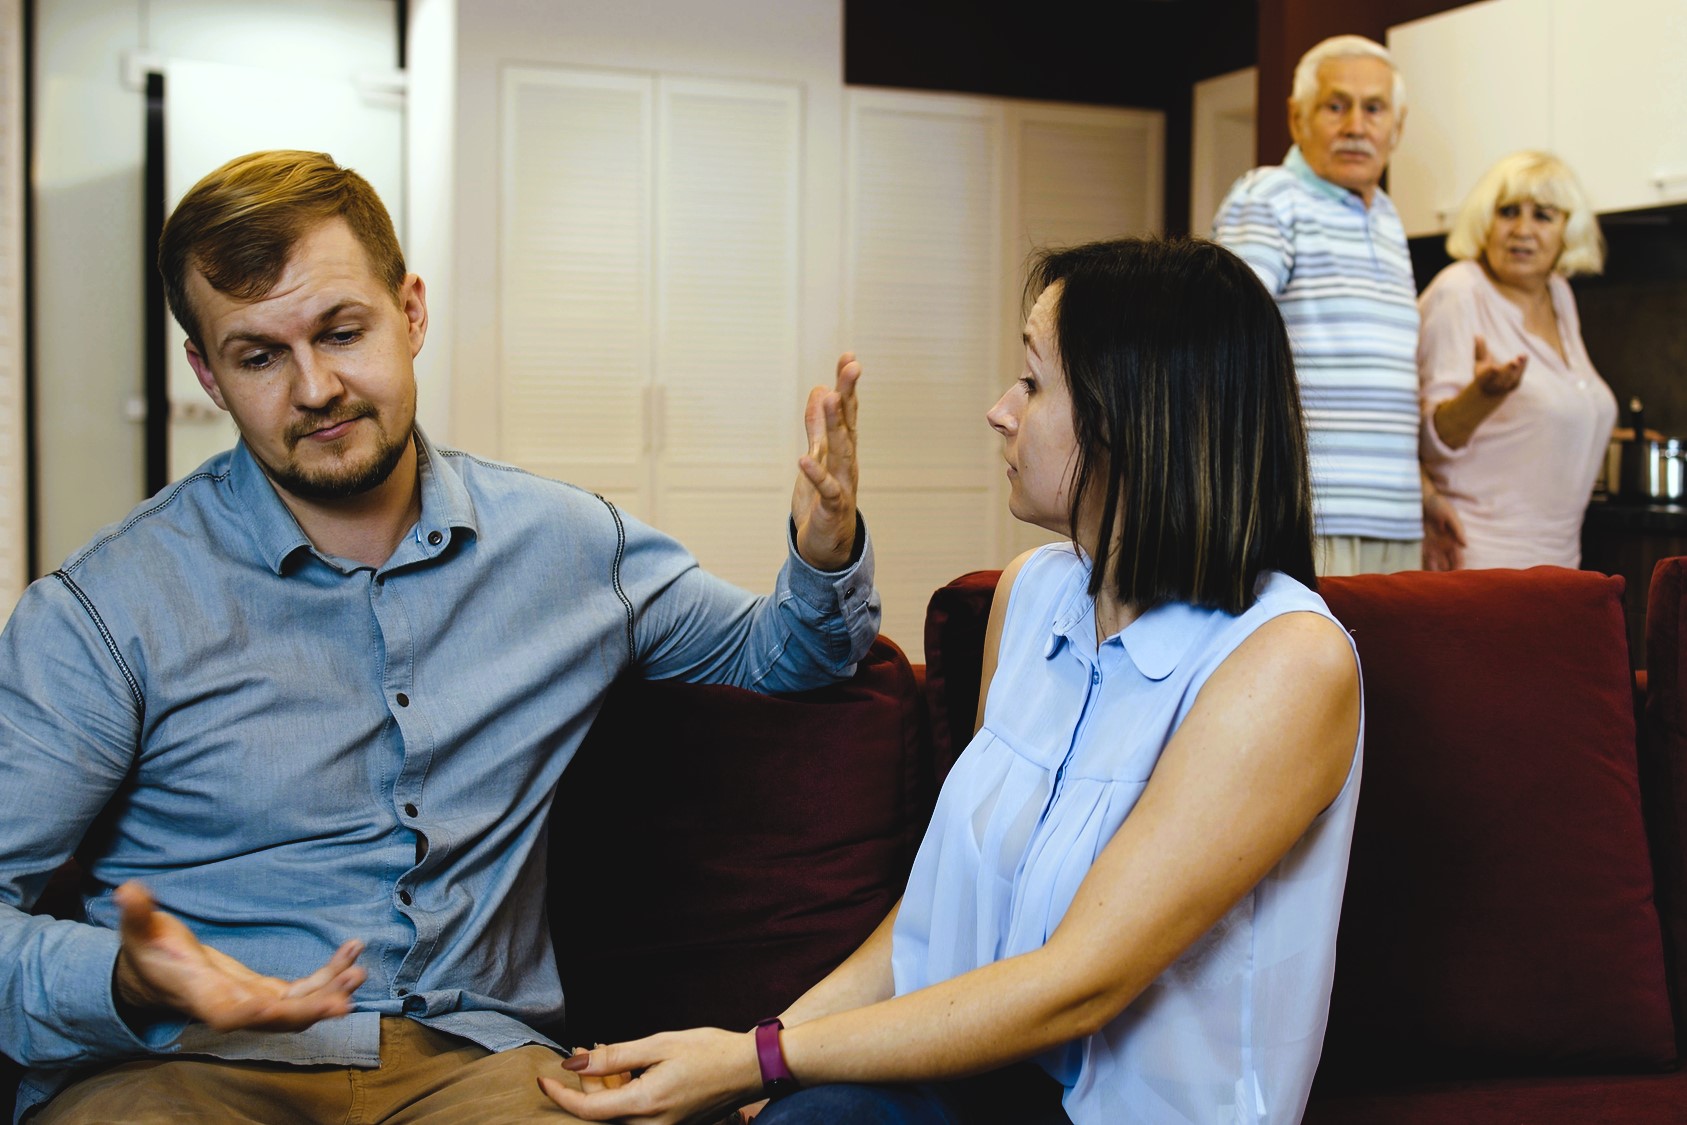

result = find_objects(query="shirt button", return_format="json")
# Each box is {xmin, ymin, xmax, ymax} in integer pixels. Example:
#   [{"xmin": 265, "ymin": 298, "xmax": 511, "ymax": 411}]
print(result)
[
  {"xmin": 427, "ymin": 531, "xmax": 443, "ymax": 547},
  {"xmin": 395, "ymin": 987, "xmax": 409, "ymax": 997},
  {"xmin": 1091, "ymin": 669, "xmax": 1100, "ymax": 684},
  {"xmin": 398, "ymin": 889, "xmax": 413, "ymax": 906},
  {"xmin": 404, "ymin": 803, "xmax": 419, "ymax": 818},
  {"xmin": 396, "ymin": 693, "xmax": 410, "ymax": 707}
]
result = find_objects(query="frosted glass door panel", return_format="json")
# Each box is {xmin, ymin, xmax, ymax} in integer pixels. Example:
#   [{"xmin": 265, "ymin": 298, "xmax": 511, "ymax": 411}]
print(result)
[{"xmin": 501, "ymin": 67, "xmax": 652, "ymax": 516}]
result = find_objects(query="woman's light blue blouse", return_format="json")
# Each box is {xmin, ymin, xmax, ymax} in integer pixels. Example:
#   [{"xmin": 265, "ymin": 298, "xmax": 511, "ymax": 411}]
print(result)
[{"xmin": 892, "ymin": 545, "xmax": 1363, "ymax": 1124}]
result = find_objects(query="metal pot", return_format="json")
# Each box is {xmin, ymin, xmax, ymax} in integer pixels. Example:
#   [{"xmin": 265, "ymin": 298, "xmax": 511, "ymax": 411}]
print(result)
[{"xmin": 1602, "ymin": 435, "xmax": 1687, "ymax": 501}]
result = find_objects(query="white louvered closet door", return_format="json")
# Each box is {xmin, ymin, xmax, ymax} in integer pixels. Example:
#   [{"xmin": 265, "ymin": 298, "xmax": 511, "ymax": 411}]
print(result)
[
  {"xmin": 502, "ymin": 68, "xmax": 654, "ymax": 518},
  {"xmin": 847, "ymin": 91, "xmax": 1004, "ymax": 661},
  {"xmin": 653, "ymin": 78, "xmax": 800, "ymax": 590},
  {"xmin": 0, "ymin": 0, "xmax": 25, "ymax": 618},
  {"xmin": 500, "ymin": 68, "xmax": 800, "ymax": 589},
  {"xmin": 1005, "ymin": 102, "xmax": 1164, "ymax": 560}
]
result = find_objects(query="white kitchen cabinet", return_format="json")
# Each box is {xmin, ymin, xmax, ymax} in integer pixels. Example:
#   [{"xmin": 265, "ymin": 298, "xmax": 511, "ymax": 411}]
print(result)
[
  {"xmin": 1552, "ymin": 0, "xmax": 1687, "ymax": 214},
  {"xmin": 1388, "ymin": 0, "xmax": 1687, "ymax": 237},
  {"xmin": 1386, "ymin": 0, "xmax": 1553, "ymax": 238}
]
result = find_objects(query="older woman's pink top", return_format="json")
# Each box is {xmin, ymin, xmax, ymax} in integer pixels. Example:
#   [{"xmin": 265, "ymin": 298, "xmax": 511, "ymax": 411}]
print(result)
[{"xmin": 1418, "ymin": 260, "xmax": 1617, "ymax": 569}]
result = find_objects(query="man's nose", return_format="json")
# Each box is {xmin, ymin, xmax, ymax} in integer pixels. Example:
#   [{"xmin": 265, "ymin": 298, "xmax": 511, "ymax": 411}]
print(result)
[
  {"xmin": 292, "ymin": 351, "xmax": 345, "ymax": 408},
  {"xmin": 1339, "ymin": 104, "xmax": 1364, "ymax": 133}
]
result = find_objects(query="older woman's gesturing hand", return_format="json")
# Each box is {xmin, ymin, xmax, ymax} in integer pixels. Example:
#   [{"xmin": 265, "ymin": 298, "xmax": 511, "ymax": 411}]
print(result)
[
  {"xmin": 538, "ymin": 1027, "xmax": 763, "ymax": 1125},
  {"xmin": 790, "ymin": 354, "xmax": 862, "ymax": 572},
  {"xmin": 1472, "ymin": 335, "xmax": 1527, "ymax": 398}
]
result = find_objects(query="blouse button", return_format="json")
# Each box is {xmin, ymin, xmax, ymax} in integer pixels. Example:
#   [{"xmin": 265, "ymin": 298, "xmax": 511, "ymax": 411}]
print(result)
[{"xmin": 427, "ymin": 530, "xmax": 443, "ymax": 547}]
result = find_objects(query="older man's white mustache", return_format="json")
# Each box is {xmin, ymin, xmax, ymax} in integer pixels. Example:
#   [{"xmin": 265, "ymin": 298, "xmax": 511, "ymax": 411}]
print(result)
[{"xmin": 1331, "ymin": 140, "xmax": 1378, "ymax": 157}]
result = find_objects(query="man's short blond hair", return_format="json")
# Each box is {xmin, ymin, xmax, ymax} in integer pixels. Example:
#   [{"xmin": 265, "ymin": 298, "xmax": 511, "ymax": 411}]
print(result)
[{"xmin": 159, "ymin": 150, "xmax": 406, "ymax": 350}]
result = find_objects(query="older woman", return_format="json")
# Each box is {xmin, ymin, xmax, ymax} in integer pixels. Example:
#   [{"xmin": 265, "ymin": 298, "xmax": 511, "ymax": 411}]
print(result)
[
  {"xmin": 541, "ymin": 238, "xmax": 1363, "ymax": 1125},
  {"xmin": 1418, "ymin": 150, "xmax": 1615, "ymax": 570}
]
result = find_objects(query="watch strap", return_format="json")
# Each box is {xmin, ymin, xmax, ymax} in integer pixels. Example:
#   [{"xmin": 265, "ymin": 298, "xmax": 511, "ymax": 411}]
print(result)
[{"xmin": 754, "ymin": 1017, "xmax": 800, "ymax": 1099}]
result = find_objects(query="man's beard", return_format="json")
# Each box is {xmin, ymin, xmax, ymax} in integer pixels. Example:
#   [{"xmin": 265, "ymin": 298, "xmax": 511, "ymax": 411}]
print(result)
[{"xmin": 260, "ymin": 407, "xmax": 414, "ymax": 501}]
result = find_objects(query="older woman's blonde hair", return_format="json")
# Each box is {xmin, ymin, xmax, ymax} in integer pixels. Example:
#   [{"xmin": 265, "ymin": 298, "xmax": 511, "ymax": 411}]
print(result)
[{"xmin": 1445, "ymin": 151, "xmax": 1605, "ymax": 277}]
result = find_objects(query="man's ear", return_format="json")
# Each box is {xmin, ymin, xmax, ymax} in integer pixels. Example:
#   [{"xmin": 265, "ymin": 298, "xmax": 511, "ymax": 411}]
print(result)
[
  {"xmin": 184, "ymin": 340, "xmax": 228, "ymax": 411},
  {"xmin": 1286, "ymin": 97, "xmax": 1306, "ymax": 148},
  {"xmin": 401, "ymin": 273, "xmax": 428, "ymax": 359}
]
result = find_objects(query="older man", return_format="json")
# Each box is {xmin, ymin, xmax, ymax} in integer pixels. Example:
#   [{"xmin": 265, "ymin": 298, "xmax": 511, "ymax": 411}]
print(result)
[
  {"xmin": 1214, "ymin": 34, "xmax": 1454, "ymax": 576},
  {"xmin": 0, "ymin": 150, "xmax": 879, "ymax": 1123}
]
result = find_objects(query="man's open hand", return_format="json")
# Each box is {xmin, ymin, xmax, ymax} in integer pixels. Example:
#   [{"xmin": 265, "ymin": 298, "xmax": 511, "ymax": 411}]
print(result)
[
  {"xmin": 113, "ymin": 881, "xmax": 366, "ymax": 1033},
  {"xmin": 791, "ymin": 354, "xmax": 862, "ymax": 571}
]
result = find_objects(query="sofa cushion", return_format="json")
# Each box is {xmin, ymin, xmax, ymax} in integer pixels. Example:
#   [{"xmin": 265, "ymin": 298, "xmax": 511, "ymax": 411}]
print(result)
[
  {"xmin": 1306, "ymin": 1067, "xmax": 1687, "ymax": 1124},
  {"xmin": 549, "ymin": 637, "xmax": 931, "ymax": 1046},
  {"xmin": 1319, "ymin": 568, "xmax": 1675, "ymax": 1080},
  {"xmin": 923, "ymin": 570, "xmax": 1002, "ymax": 782},
  {"xmin": 1643, "ymin": 558, "xmax": 1687, "ymax": 1046}
]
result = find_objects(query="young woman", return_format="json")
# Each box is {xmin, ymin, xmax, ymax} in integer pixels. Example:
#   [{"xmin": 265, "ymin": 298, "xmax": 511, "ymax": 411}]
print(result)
[{"xmin": 543, "ymin": 238, "xmax": 1363, "ymax": 1125}]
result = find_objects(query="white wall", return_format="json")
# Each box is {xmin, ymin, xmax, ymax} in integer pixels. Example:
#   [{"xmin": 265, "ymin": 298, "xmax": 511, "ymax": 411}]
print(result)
[
  {"xmin": 30, "ymin": 0, "xmax": 396, "ymax": 571},
  {"xmin": 0, "ymin": 0, "xmax": 25, "ymax": 617}
]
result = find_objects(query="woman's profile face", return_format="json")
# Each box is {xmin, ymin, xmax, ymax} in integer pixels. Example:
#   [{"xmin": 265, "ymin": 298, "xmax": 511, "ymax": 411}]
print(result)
[
  {"xmin": 987, "ymin": 281, "xmax": 1084, "ymax": 538},
  {"xmin": 1482, "ymin": 196, "xmax": 1567, "ymax": 290}
]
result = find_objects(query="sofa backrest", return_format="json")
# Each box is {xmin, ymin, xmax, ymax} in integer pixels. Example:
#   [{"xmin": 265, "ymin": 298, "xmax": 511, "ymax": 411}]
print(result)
[
  {"xmin": 1644, "ymin": 557, "xmax": 1687, "ymax": 1052},
  {"xmin": 549, "ymin": 635, "xmax": 932, "ymax": 1046},
  {"xmin": 1319, "ymin": 568, "xmax": 1674, "ymax": 1083},
  {"xmin": 922, "ymin": 566, "xmax": 1679, "ymax": 1085}
]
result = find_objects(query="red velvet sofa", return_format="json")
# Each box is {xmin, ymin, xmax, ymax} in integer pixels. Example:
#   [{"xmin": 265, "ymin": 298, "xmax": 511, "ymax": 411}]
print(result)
[{"xmin": 10, "ymin": 564, "xmax": 1687, "ymax": 1122}]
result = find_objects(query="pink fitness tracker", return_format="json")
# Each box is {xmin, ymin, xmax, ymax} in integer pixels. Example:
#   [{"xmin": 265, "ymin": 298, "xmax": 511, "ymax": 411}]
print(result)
[{"xmin": 754, "ymin": 1017, "xmax": 800, "ymax": 1100}]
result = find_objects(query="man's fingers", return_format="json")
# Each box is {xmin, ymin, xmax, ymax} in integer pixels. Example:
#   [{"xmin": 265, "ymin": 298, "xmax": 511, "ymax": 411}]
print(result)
[
  {"xmin": 1473, "ymin": 334, "xmax": 1490, "ymax": 365},
  {"xmin": 114, "ymin": 881, "xmax": 159, "ymax": 940},
  {"xmin": 283, "ymin": 940, "xmax": 366, "ymax": 998}
]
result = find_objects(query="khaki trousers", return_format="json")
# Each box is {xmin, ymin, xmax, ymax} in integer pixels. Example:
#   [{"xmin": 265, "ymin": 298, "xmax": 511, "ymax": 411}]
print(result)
[
  {"xmin": 1316, "ymin": 535, "xmax": 1422, "ymax": 578},
  {"xmin": 30, "ymin": 1018, "xmax": 589, "ymax": 1124}
]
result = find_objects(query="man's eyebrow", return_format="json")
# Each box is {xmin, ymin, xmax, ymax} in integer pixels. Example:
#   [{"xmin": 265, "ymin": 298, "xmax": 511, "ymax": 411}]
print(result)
[
  {"xmin": 1023, "ymin": 330, "xmax": 1038, "ymax": 354},
  {"xmin": 216, "ymin": 301, "xmax": 370, "ymax": 354}
]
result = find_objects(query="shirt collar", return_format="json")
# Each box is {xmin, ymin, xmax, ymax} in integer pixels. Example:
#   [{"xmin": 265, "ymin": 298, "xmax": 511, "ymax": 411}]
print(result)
[
  {"xmin": 1042, "ymin": 555, "xmax": 1209, "ymax": 681},
  {"xmin": 1283, "ymin": 145, "xmax": 1357, "ymax": 207},
  {"xmin": 229, "ymin": 425, "xmax": 478, "ymax": 575}
]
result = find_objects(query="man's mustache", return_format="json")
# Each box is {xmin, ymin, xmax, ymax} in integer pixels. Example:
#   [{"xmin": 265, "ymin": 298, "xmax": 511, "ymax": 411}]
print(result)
[
  {"xmin": 287, "ymin": 404, "xmax": 375, "ymax": 442},
  {"xmin": 1332, "ymin": 139, "xmax": 1378, "ymax": 157}
]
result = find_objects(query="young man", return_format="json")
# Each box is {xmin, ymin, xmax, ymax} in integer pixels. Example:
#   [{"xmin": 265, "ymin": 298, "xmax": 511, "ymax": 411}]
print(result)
[{"xmin": 0, "ymin": 150, "xmax": 879, "ymax": 1123}]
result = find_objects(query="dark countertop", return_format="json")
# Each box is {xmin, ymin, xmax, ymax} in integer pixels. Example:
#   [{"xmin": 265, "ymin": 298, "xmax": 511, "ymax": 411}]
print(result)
[{"xmin": 1586, "ymin": 496, "xmax": 1687, "ymax": 535}]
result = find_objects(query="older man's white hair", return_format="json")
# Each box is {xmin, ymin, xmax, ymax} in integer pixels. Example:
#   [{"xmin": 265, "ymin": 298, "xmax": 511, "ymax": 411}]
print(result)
[{"xmin": 1290, "ymin": 35, "xmax": 1406, "ymax": 123}]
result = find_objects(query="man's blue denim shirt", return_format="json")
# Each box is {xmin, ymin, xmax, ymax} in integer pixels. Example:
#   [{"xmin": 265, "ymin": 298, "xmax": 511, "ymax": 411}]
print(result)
[{"xmin": 0, "ymin": 429, "xmax": 879, "ymax": 1117}]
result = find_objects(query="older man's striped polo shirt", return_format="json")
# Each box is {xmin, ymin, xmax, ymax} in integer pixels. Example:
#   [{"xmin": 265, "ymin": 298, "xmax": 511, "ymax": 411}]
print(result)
[{"xmin": 1213, "ymin": 146, "xmax": 1422, "ymax": 542}]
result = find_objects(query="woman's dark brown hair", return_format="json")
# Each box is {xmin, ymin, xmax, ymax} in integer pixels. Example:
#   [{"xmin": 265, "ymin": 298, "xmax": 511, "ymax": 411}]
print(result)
[{"xmin": 1028, "ymin": 237, "xmax": 1316, "ymax": 614}]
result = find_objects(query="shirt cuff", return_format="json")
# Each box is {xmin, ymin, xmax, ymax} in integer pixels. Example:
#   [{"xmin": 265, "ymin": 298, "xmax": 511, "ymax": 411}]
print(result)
[
  {"xmin": 784, "ymin": 515, "xmax": 876, "ymax": 631},
  {"xmin": 46, "ymin": 921, "xmax": 186, "ymax": 1059}
]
